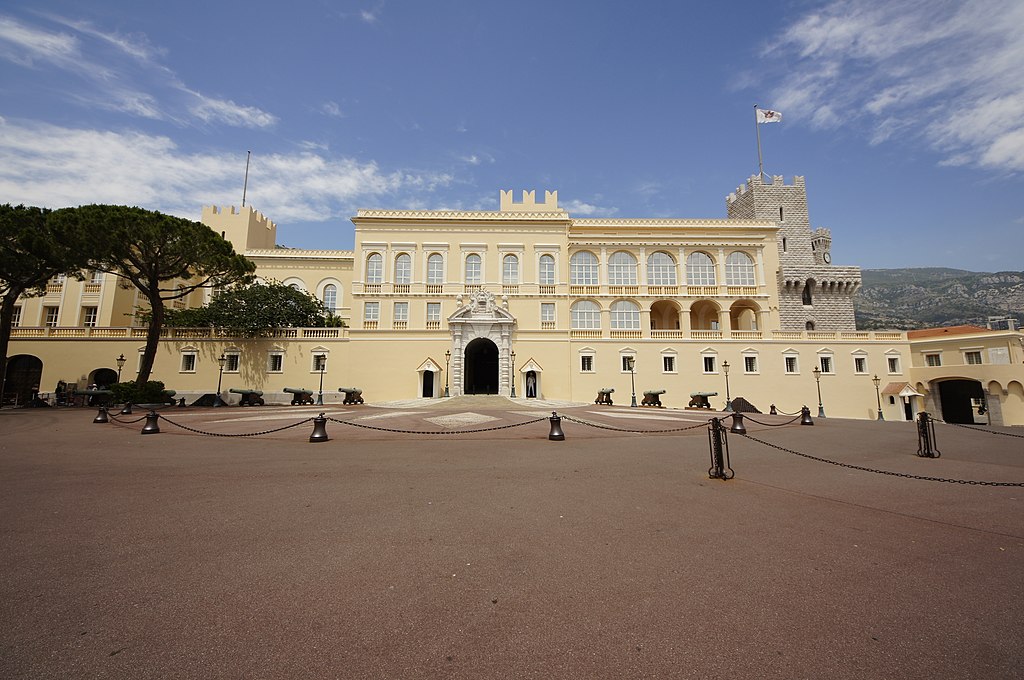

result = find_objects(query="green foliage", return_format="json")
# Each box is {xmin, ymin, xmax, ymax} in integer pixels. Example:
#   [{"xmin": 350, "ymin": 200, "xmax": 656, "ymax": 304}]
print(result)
[
  {"xmin": 165, "ymin": 281, "xmax": 331, "ymax": 336},
  {"xmin": 109, "ymin": 380, "xmax": 173, "ymax": 405}
]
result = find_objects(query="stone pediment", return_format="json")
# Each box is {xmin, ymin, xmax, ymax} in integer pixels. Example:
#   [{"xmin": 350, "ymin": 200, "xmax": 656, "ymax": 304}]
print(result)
[{"xmin": 448, "ymin": 290, "xmax": 516, "ymax": 323}]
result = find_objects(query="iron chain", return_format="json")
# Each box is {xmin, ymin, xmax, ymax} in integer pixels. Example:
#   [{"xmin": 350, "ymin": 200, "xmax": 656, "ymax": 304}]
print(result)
[
  {"xmin": 326, "ymin": 415, "xmax": 547, "ymax": 435},
  {"xmin": 562, "ymin": 414, "xmax": 709, "ymax": 434},
  {"xmin": 157, "ymin": 414, "xmax": 315, "ymax": 437}
]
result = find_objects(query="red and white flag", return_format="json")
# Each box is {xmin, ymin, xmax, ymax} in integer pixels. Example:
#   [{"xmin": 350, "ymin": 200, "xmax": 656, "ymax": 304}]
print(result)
[{"xmin": 756, "ymin": 108, "xmax": 783, "ymax": 123}]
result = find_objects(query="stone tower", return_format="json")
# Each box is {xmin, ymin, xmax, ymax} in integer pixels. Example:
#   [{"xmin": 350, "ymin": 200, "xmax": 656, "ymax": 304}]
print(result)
[{"xmin": 726, "ymin": 175, "xmax": 861, "ymax": 331}]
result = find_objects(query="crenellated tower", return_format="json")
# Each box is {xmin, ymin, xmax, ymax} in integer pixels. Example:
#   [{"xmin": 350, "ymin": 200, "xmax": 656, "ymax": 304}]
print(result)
[{"xmin": 727, "ymin": 175, "xmax": 861, "ymax": 331}]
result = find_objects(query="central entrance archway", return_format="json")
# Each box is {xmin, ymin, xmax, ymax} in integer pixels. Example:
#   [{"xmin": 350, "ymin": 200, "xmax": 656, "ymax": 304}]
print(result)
[
  {"xmin": 938, "ymin": 379, "xmax": 985, "ymax": 424},
  {"xmin": 464, "ymin": 338, "xmax": 499, "ymax": 394}
]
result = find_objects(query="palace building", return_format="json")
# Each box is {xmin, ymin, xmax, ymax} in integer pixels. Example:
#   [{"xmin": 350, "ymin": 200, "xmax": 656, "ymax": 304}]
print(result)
[{"xmin": 6, "ymin": 175, "xmax": 1024, "ymax": 425}]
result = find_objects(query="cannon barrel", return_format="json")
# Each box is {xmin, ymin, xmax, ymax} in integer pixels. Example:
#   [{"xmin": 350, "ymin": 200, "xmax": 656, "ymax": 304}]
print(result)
[
  {"xmin": 229, "ymin": 388, "xmax": 263, "ymax": 396},
  {"xmin": 283, "ymin": 387, "xmax": 312, "ymax": 395}
]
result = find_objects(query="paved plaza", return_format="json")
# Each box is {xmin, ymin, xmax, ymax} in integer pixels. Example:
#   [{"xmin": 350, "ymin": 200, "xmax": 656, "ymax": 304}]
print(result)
[{"xmin": 1, "ymin": 399, "xmax": 1023, "ymax": 679}]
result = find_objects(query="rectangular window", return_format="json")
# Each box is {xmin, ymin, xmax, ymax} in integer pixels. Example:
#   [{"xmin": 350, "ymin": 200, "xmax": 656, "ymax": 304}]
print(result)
[
  {"xmin": 819, "ymin": 356, "xmax": 833, "ymax": 374},
  {"xmin": 744, "ymin": 356, "xmax": 757, "ymax": 373},
  {"xmin": 965, "ymin": 351, "xmax": 982, "ymax": 365},
  {"xmin": 427, "ymin": 255, "xmax": 444, "ymax": 284},
  {"xmin": 427, "ymin": 302, "xmax": 441, "ymax": 322},
  {"xmin": 925, "ymin": 353, "xmax": 941, "ymax": 367},
  {"xmin": 703, "ymin": 356, "xmax": 716, "ymax": 373},
  {"xmin": 784, "ymin": 356, "xmax": 798, "ymax": 374},
  {"xmin": 539, "ymin": 256, "xmax": 556, "ymax": 285},
  {"xmin": 312, "ymin": 354, "xmax": 327, "ymax": 371},
  {"xmin": 887, "ymin": 356, "xmax": 901, "ymax": 373},
  {"xmin": 44, "ymin": 306, "xmax": 59, "ymax": 327},
  {"xmin": 225, "ymin": 353, "xmax": 240, "ymax": 373},
  {"xmin": 621, "ymin": 356, "xmax": 635, "ymax": 372},
  {"xmin": 268, "ymin": 353, "xmax": 283, "ymax": 373},
  {"xmin": 12, "ymin": 306, "xmax": 21, "ymax": 327},
  {"xmin": 393, "ymin": 302, "xmax": 409, "ymax": 322},
  {"xmin": 663, "ymin": 356, "xmax": 675, "ymax": 373},
  {"xmin": 465, "ymin": 255, "xmax": 481, "ymax": 284},
  {"xmin": 540, "ymin": 303, "xmax": 555, "ymax": 323},
  {"xmin": 580, "ymin": 355, "xmax": 594, "ymax": 372},
  {"xmin": 854, "ymin": 357, "xmax": 867, "ymax": 373},
  {"xmin": 180, "ymin": 353, "xmax": 196, "ymax": 373},
  {"xmin": 364, "ymin": 302, "xmax": 380, "ymax": 321},
  {"xmin": 81, "ymin": 307, "xmax": 98, "ymax": 327},
  {"xmin": 90, "ymin": 270, "xmax": 104, "ymax": 283}
]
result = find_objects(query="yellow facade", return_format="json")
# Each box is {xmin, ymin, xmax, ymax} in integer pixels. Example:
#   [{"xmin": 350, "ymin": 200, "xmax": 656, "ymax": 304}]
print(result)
[{"xmin": 5, "ymin": 179, "xmax": 1023, "ymax": 426}]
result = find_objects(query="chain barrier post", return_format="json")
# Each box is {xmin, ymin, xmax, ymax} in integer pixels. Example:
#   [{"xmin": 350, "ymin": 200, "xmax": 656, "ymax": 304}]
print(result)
[
  {"xmin": 800, "ymin": 406, "xmax": 814, "ymax": 426},
  {"xmin": 120, "ymin": 403, "xmax": 133, "ymax": 415},
  {"xmin": 309, "ymin": 413, "xmax": 330, "ymax": 443},
  {"xmin": 707, "ymin": 418, "xmax": 735, "ymax": 480},
  {"xmin": 93, "ymin": 406, "xmax": 109, "ymax": 424},
  {"xmin": 916, "ymin": 411, "xmax": 940, "ymax": 458},
  {"xmin": 141, "ymin": 410, "xmax": 160, "ymax": 435},
  {"xmin": 770, "ymin": 404, "xmax": 777, "ymax": 415},
  {"xmin": 548, "ymin": 411, "xmax": 565, "ymax": 441},
  {"xmin": 729, "ymin": 412, "xmax": 747, "ymax": 435}
]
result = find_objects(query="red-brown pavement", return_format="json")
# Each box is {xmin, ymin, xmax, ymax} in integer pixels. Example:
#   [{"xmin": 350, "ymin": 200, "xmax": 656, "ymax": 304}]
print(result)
[{"xmin": 1, "ymin": 400, "xmax": 1022, "ymax": 679}]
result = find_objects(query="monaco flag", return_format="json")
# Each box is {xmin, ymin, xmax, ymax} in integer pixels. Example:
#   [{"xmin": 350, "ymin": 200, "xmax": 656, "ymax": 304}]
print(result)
[{"xmin": 756, "ymin": 108, "xmax": 783, "ymax": 123}]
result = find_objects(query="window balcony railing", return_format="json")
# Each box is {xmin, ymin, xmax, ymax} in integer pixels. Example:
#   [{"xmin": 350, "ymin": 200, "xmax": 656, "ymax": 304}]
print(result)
[
  {"xmin": 608, "ymin": 285, "xmax": 639, "ymax": 296},
  {"xmin": 464, "ymin": 284, "xmax": 483, "ymax": 294},
  {"xmin": 541, "ymin": 321, "xmax": 556, "ymax": 330},
  {"xmin": 610, "ymin": 330, "xmax": 642, "ymax": 339},
  {"xmin": 687, "ymin": 285, "xmax": 719, "ymax": 297},
  {"xmin": 570, "ymin": 329, "xmax": 602, "ymax": 339},
  {"xmin": 45, "ymin": 283, "xmax": 63, "ymax": 294},
  {"xmin": 569, "ymin": 285, "xmax": 599, "ymax": 296},
  {"xmin": 730, "ymin": 330, "xmax": 763, "ymax": 340},
  {"xmin": 426, "ymin": 320, "xmax": 441, "ymax": 330},
  {"xmin": 691, "ymin": 330, "xmax": 723, "ymax": 340},
  {"xmin": 364, "ymin": 320, "xmax": 379, "ymax": 329},
  {"xmin": 393, "ymin": 284, "xmax": 410, "ymax": 294},
  {"xmin": 647, "ymin": 286, "xmax": 678, "ymax": 296},
  {"xmin": 726, "ymin": 286, "xmax": 758, "ymax": 297},
  {"xmin": 392, "ymin": 320, "xmax": 408, "ymax": 330},
  {"xmin": 538, "ymin": 285, "xmax": 556, "ymax": 295},
  {"xmin": 425, "ymin": 284, "xmax": 444, "ymax": 294},
  {"xmin": 83, "ymin": 283, "xmax": 102, "ymax": 294},
  {"xmin": 502, "ymin": 285, "xmax": 519, "ymax": 295},
  {"xmin": 651, "ymin": 330, "xmax": 684, "ymax": 339},
  {"xmin": 363, "ymin": 284, "xmax": 381, "ymax": 294}
]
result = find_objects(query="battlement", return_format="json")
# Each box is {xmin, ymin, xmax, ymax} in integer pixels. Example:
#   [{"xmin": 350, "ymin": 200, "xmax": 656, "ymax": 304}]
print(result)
[
  {"xmin": 813, "ymin": 227, "xmax": 831, "ymax": 239},
  {"xmin": 202, "ymin": 204, "xmax": 275, "ymax": 230},
  {"xmin": 201, "ymin": 204, "xmax": 277, "ymax": 251},
  {"xmin": 499, "ymin": 189, "xmax": 562, "ymax": 213},
  {"xmin": 727, "ymin": 175, "xmax": 806, "ymax": 204}
]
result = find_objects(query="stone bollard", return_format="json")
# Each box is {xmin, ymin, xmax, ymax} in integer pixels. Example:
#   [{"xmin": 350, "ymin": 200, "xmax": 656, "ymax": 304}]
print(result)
[
  {"xmin": 141, "ymin": 410, "xmax": 160, "ymax": 434},
  {"xmin": 93, "ymin": 406, "xmax": 109, "ymax": 424},
  {"xmin": 800, "ymin": 406, "xmax": 814, "ymax": 426},
  {"xmin": 309, "ymin": 413, "xmax": 330, "ymax": 443},
  {"xmin": 729, "ymin": 412, "xmax": 747, "ymax": 435},
  {"xmin": 548, "ymin": 411, "xmax": 565, "ymax": 441}
]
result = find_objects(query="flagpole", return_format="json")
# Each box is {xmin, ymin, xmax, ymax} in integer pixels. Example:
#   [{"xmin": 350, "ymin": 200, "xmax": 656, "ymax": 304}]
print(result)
[
  {"xmin": 242, "ymin": 150, "xmax": 251, "ymax": 207},
  {"xmin": 754, "ymin": 105, "xmax": 764, "ymax": 180}
]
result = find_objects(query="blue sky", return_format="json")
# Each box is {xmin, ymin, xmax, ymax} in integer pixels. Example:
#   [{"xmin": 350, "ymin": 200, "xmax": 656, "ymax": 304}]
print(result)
[{"xmin": 1, "ymin": 0, "xmax": 1022, "ymax": 271}]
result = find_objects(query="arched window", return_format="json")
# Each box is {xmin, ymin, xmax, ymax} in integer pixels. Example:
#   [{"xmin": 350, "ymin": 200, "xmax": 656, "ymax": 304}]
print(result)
[
  {"xmin": 502, "ymin": 254, "xmax": 519, "ymax": 284},
  {"xmin": 608, "ymin": 251, "xmax": 637, "ymax": 285},
  {"xmin": 465, "ymin": 254, "xmax": 481, "ymax": 284},
  {"xmin": 725, "ymin": 252, "xmax": 755, "ymax": 286},
  {"xmin": 686, "ymin": 252, "xmax": 716, "ymax": 286},
  {"xmin": 427, "ymin": 253, "xmax": 444, "ymax": 284},
  {"xmin": 394, "ymin": 253, "xmax": 411, "ymax": 284},
  {"xmin": 322, "ymin": 284, "xmax": 337, "ymax": 313},
  {"xmin": 647, "ymin": 251, "xmax": 676, "ymax": 286},
  {"xmin": 610, "ymin": 300, "xmax": 640, "ymax": 329},
  {"xmin": 806, "ymin": 320, "xmax": 816, "ymax": 331},
  {"xmin": 570, "ymin": 251, "xmax": 599, "ymax": 285},
  {"xmin": 539, "ymin": 254, "xmax": 555, "ymax": 285},
  {"xmin": 570, "ymin": 300, "xmax": 601, "ymax": 329},
  {"xmin": 366, "ymin": 253, "xmax": 383, "ymax": 284}
]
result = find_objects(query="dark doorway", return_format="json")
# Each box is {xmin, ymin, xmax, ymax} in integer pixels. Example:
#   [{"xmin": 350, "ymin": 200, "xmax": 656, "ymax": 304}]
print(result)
[
  {"xmin": 464, "ymin": 338, "xmax": 498, "ymax": 394},
  {"xmin": 3, "ymin": 354, "xmax": 43, "ymax": 406},
  {"xmin": 89, "ymin": 368, "xmax": 118, "ymax": 388},
  {"xmin": 938, "ymin": 379, "xmax": 984, "ymax": 424},
  {"xmin": 422, "ymin": 370, "xmax": 434, "ymax": 398},
  {"xmin": 526, "ymin": 370, "xmax": 537, "ymax": 398}
]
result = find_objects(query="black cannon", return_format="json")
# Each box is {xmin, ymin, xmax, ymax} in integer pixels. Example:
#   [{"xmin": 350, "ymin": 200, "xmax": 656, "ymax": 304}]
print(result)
[
  {"xmin": 641, "ymin": 389, "xmax": 666, "ymax": 407},
  {"xmin": 284, "ymin": 387, "xmax": 314, "ymax": 405},
  {"xmin": 595, "ymin": 387, "xmax": 614, "ymax": 405},
  {"xmin": 229, "ymin": 388, "xmax": 265, "ymax": 406},
  {"xmin": 688, "ymin": 391, "xmax": 717, "ymax": 409},
  {"xmin": 338, "ymin": 387, "xmax": 364, "ymax": 405}
]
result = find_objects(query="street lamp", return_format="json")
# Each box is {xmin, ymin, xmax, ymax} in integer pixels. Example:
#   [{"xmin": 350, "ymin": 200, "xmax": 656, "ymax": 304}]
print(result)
[
  {"xmin": 509, "ymin": 349, "xmax": 517, "ymax": 398},
  {"xmin": 872, "ymin": 374, "xmax": 883, "ymax": 421},
  {"xmin": 813, "ymin": 366, "xmax": 826, "ymax": 418},
  {"xmin": 316, "ymin": 354, "xmax": 326, "ymax": 405},
  {"xmin": 214, "ymin": 353, "xmax": 226, "ymax": 407},
  {"xmin": 444, "ymin": 350, "xmax": 451, "ymax": 397},
  {"xmin": 722, "ymin": 360, "xmax": 732, "ymax": 412},
  {"xmin": 628, "ymin": 356, "xmax": 637, "ymax": 407},
  {"xmin": 115, "ymin": 353, "xmax": 126, "ymax": 382}
]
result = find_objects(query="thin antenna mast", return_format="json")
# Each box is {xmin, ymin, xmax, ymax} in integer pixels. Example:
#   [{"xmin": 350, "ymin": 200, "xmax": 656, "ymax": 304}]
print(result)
[{"xmin": 242, "ymin": 150, "xmax": 251, "ymax": 207}]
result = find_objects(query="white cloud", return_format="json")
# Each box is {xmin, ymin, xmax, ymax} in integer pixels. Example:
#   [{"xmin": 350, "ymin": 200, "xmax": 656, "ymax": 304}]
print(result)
[
  {"xmin": 189, "ymin": 93, "xmax": 277, "ymax": 129},
  {"xmin": 563, "ymin": 199, "xmax": 617, "ymax": 216},
  {"xmin": 0, "ymin": 120, "xmax": 453, "ymax": 224},
  {"xmin": 757, "ymin": 0, "xmax": 1024, "ymax": 172},
  {"xmin": 321, "ymin": 101, "xmax": 343, "ymax": 118}
]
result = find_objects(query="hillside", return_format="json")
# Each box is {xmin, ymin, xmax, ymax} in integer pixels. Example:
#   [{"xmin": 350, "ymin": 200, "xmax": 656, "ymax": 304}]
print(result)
[{"xmin": 854, "ymin": 268, "xmax": 1024, "ymax": 330}]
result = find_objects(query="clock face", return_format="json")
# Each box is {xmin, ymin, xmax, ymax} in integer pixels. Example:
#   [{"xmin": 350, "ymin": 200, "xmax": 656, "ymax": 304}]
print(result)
[{"xmin": 823, "ymin": 251, "xmax": 831, "ymax": 264}]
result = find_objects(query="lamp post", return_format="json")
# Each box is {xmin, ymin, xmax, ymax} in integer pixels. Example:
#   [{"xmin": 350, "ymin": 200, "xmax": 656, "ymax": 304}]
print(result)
[
  {"xmin": 215, "ymin": 353, "xmax": 226, "ymax": 407},
  {"xmin": 722, "ymin": 360, "xmax": 732, "ymax": 412},
  {"xmin": 813, "ymin": 366, "xmax": 825, "ymax": 418},
  {"xmin": 628, "ymin": 356, "xmax": 637, "ymax": 407},
  {"xmin": 316, "ymin": 354, "xmax": 326, "ymax": 405},
  {"xmin": 444, "ymin": 350, "xmax": 451, "ymax": 397},
  {"xmin": 509, "ymin": 349, "xmax": 516, "ymax": 398},
  {"xmin": 115, "ymin": 353, "xmax": 126, "ymax": 382},
  {"xmin": 872, "ymin": 374, "xmax": 883, "ymax": 421}
]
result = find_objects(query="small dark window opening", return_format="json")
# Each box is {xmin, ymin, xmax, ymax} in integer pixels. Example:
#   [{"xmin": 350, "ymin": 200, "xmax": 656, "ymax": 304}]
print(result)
[
  {"xmin": 806, "ymin": 320, "xmax": 815, "ymax": 331},
  {"xmin": 779, "ymin": 206, "xmax": 784, "ymax": 221},
  {"xmin": 802, "ymin": 280, "xmax": 814, "ymax": 305},
  {"xmin": 782, "ymin": 237, "xmax": 787, "ymax": 252}
]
